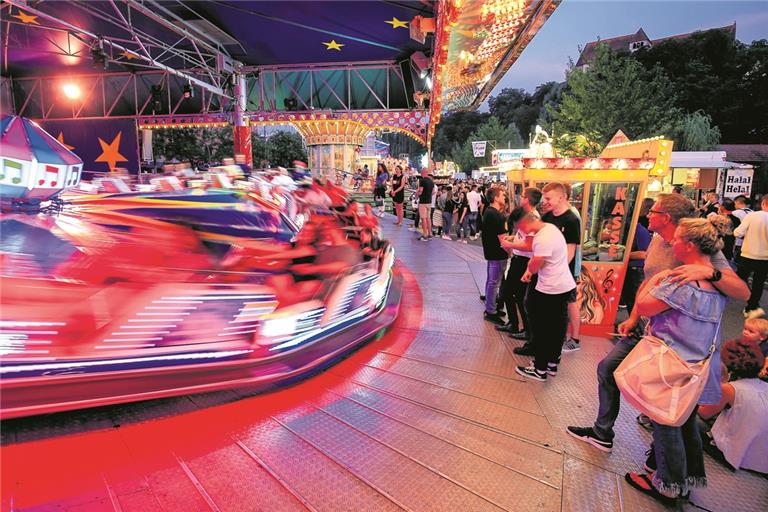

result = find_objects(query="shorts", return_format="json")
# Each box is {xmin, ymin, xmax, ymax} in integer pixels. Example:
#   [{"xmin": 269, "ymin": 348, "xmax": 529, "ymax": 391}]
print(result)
[
  {"xmin": 418, "ymin": 203, "xmax": 430, "ymax": 219},
  {"xmin": 566, "ymin": 288, "xmax": 578, "ymax": 304}
]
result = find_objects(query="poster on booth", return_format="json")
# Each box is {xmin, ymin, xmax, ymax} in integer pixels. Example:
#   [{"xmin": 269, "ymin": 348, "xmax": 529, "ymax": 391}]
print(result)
[
  {"xmin": 577, "ymin": 262, "xmax": 625, "ymax": 332},
  {"xmin": 723, "ymin": 169, "xmax": 753, "ymax": 199}
]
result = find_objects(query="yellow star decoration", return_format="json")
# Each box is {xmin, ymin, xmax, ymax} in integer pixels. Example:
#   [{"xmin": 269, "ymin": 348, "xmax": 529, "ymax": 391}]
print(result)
[
  {"xmin": 95, "ymin": 132, "xmax": 128, "ymax": 172},
  {"xmin": 120, "ymin": 50, "xmax": 139, "ymax": 60},
  {"xmin": 385, "ymin": 17, "xmax": 408, "ymax": 29},
  {"xmin": 322, "ymin": 40, "xmax": 344, "ymax": 51},
  {"xmin": 12, "ymin": 11, "xmax": 39, "ymax": 25},
  {"xmin": 57, "ymin": 132, "xmax": 75, "ymax": 151}
]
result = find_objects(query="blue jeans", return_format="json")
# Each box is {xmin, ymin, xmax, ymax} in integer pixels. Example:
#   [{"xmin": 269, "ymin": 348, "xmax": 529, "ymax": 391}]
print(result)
[
  {"xmin": 461, "ymin": 211, "xmax": 478, "ymax": 238},
  {"xmin": 593, "ymin": 335, "xmax": 640, "ymax": 441},
  {"xmin": 651, "ymin": 407, "xmax": 706, "ymax": 495},
  {"xmin": 442, "ymin": 211, "xmax": 453, "ymax": 237},
  {"xmin": 485, "ymin": 259, "xmax": 507, "ymax": 314}
]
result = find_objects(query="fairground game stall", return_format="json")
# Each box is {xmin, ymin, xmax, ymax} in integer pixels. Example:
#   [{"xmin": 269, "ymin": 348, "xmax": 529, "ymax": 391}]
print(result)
[{"xmin": 506, "ymin": 132, "xmax": 673, "ymax": 337}]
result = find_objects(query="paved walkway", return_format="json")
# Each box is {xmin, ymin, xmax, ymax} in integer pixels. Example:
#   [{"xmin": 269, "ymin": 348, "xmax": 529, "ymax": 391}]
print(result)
[{"xmin": 2, "ymin": 216, "xmax": 766, "ymax": 512}]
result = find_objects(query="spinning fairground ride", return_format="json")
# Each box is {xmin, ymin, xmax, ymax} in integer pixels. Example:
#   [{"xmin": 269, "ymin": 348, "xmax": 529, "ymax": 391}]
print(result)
[{"xmin": 0, "ymin": 116, "xmax": 400, "ymax": 419}]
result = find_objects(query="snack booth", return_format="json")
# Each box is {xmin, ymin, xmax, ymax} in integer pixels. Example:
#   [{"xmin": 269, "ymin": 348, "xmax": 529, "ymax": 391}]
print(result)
[{"xmin": 506, "ymin": 133, "xmax": 673, "ymax": 337}]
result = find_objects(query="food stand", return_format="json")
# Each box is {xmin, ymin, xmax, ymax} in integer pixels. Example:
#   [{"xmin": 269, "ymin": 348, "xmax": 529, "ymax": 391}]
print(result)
[{"xmin": 506, "ymin": 133, "xmax": 673, "ymax": 337}]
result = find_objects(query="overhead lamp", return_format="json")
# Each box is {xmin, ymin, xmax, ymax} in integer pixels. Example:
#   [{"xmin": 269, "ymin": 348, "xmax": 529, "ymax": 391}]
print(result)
[
  {"xmin": 90, "ymin": 38, "xmax": 108, "ymax": 70},
  {"xmin": 62, "ymin": 83, "xmax": 81, "ymax": 100},
  {"xmin": 283, "ymin": 97, "xmax": 298, "ymax": 111},
  {"xmin": 183, "ymin": 83, "xmax": 194, "ymax": 99},
  {"xmin": 151, "ymin": 85, "xmax": 163, "ymax": 113}
]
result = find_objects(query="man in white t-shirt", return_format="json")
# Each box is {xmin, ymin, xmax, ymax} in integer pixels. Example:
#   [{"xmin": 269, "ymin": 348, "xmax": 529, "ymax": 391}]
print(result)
[
  {"xmin": 734, "ymin": 194, "xmax": 768, "ymax": 318},
  {"xmin": 732, "ymin": 195, "xmax": 753, "ymax": 261},
  {"xmin": 514, "ymin": 211, "xmax": 576, "ymax": 381},
  {"xmin": 466, "ymin": 186, "xmax": 482, "ymax": 240}
]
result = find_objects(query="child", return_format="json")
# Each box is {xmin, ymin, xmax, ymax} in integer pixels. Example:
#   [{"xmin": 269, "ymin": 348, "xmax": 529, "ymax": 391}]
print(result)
[{"xmin": 733, "ymin": 317, "xmax": 768, "ymax": 381}]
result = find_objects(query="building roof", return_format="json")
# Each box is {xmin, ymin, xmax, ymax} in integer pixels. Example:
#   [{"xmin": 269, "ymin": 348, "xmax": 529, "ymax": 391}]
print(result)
[
  {"xmin": 575, "ymin": 28, "xmax": 649, "ymax": 67},
  {"xmin": 718, "ymin": 145, "xmax": 768, "ymax": 163},
  {"xmin": 575, "ymin": 23, "xmax": 737, "ymax": 68}
]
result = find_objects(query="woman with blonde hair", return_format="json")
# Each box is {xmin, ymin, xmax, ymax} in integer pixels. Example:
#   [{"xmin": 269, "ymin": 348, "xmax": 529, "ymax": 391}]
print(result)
[{"xmin": 625, "ymin": 217, "xmax": 730, "ymax": 505}]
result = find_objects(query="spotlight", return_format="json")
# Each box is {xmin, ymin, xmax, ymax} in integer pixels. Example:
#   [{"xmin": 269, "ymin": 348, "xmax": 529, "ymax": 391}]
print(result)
[
  {"xmin": 425, "ymin": 76, "xmax": 432, "ymax": 90},
  {"xmin": 151, "ymin": 85, "xmax": 163, "ymax": 113},
  {"xmin": 283, "ymin": 97, "xmax": 298, "ymax": 111},
  {"xmin": 90, "ymin": 38, "xmax": 108, "ymax": 70},
  {"xmin": 183, "ymin": 83, "xmax": 194, "ymax": 99},
  {"xmin": 62, "ymin": 83, "xmax": 81, "ymax": 100}
]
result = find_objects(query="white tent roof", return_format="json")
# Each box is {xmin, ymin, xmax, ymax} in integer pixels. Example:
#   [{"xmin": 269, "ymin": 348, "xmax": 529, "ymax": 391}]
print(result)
[{"xmin": 670, "ymin": 151, "xmax": 752, "ymax": 169}]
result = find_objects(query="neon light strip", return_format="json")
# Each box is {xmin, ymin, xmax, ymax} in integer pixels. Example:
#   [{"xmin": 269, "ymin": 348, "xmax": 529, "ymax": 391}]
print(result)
[
  {"xmin": 110, "ymin": 331, "xmax": 171, "ymax": 336},
  {"xmin": 136, "ymin": 312, "xmax": 191, "ymax": 316},
  {"xmin": 0, "ymin": 349, "xmax": 254, "ymax": 374},
  {"xmin": 94, "ymin": 344, "xmax": 156, "ymax": 349},
  {"xmin": 128, "ymin": 319, "xmax": 184, "ymax": 323},
  {"xmin": 145, "ymin": 306, "xmax": 198, "ymax": 310},
  {"xmin": 103, "ymin": 337, "xmax": 163, "ymax": 342},
  {"xmin": 0, "ymin": 321, "xmax": 66, "ymax": 327},
  {"xmin": 159, "ymin": 295, "xmax": 274, "ymax": 301}
]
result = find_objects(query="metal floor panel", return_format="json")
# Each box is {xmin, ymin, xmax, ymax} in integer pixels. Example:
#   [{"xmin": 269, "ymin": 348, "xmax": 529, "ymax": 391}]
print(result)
[
  {"xmin": 5, "ymin": 212, "xmax": 768, "ymax": 512},
  {"xmin": 327, "ymin": 381, "xmax": 564, "ymax": 487},
  {"xmin": 236, "ymin": 418, "xmax": 404, "ymax": 512},
  {"xmin": 331, "ymin": 365, "xmax": 557, "ymax": 447},
  {"xmin": 310, "ymin": 393, "xmax": 561, "ymax": 511},
  {"xmin": 362, "ymin": 352, "xmax": 541, "ymax": 414},
  {"xmin": 275, "ymin": 405, "xmax": 507, "ymax": 512},
  {"xmin": 180, "ymin": 444, "xmax": 307, "ymax": 512}
]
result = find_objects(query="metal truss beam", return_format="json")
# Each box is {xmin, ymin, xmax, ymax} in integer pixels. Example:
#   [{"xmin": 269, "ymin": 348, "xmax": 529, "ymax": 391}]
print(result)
[{"xmin": 3, "ymin": 0, "xmax": 229, "ymax": 98}]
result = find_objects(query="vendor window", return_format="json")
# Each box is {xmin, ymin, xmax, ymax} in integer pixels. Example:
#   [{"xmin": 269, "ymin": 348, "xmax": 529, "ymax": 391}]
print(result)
[{"xmin": 582, "ymin": 182, "xmax": 640, "ymax": 262}]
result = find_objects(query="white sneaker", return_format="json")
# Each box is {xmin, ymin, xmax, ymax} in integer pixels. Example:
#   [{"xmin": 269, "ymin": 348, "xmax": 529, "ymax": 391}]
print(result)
[
  {"xmin": 441, "ymin": 235, "xmax": 451, "ymax": 240},
  {"xmin": 562, "ymin": 338, "xmax": 581, "ymax": 353},
  {"xmin": 408, "ymin": 227, "xmax": 419, "ymax": 232}
]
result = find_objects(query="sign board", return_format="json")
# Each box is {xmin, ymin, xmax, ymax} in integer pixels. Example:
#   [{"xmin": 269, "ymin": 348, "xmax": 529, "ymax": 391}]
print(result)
[
  {"xmin": 723, "ymin": 168, "xmax": 754, "ymax": 199},
  {"xmin": 472, "ymin": 141, "xmax": 487, "ymax": 158},
  {"xmin": 491, "ymin": 148, "xmax": 528, "ymax": 166}
]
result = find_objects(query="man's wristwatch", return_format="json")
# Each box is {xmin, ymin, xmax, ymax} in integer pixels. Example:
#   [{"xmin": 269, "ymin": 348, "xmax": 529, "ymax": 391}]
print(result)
[{"xmin": 708, "ymin": 268, "xmax": 722, "ymax": 282}]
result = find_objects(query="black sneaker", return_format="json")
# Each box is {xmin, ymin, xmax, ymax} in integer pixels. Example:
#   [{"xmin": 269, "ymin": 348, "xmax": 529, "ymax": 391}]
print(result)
[
  {"xmin": 516, "ymin": 365, "xmax": 546, "ymax": 381},
  {"xmin": 495, "ymin": 323, "xmax": 517, "ymax": 333},
  {"xmin": 509, "ymin": 330, "xmax": 530, "ymax": 340},
  {"xmin": 637, "ymin": 413, "xmax": 653, "ymax": 431},
  {"xmin": 417, "ymin": 236, "xmax": 429, "ymax": 242},
  {"xmin": 566, "ymin": 426, "xmax": 613, "ymax": 452},
  {"xmin": 546, "ymin": 363, "xmax": 558, "ymax": 376},
  {"xmin": 643, "ymin": 447, "xmax": 656, "ymax": 472},
  {"xmin": 483, "ymin": 312, "xmax": 505, "ymax": 325},
  {"xmin": 479, "ymin": 294, "xmax": 486, "ymax": 302},
  {"xmin": 513, "ymin": 344, "xmax": 535, "ymax": 356}
]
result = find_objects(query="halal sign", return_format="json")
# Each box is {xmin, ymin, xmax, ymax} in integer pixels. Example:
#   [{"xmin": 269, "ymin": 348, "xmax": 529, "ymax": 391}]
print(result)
[
  {"xmin": 472, "ymin": 141, "xmax": 487, "ymax": 158},
  {"xmin": 723, "ymin": 169, "xmax": 753, "ymax": 199}
]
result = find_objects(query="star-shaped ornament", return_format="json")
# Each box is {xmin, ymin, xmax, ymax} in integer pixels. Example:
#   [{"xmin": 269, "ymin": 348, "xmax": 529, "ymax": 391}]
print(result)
[
  {"xmin": 322, "ymin": 40, "xmax": 344, "ymax": 51},
  {"xmin": 95, "ymin": 132, "xmax": 128, "ymax": 172},
  {"xmin": 120, "ymin": 50, "xmax": 139, "ymax": 60},
  {"xmin": 385, "ymin": 17, "xmax": 408, "ymax": 29},
  {"xmin": 13, "ymin": 11, "xmax": 39, "ymax": 25},
  {"xmin": 57, "ymin": 132, "xmax": 75, "ymax": 151}
]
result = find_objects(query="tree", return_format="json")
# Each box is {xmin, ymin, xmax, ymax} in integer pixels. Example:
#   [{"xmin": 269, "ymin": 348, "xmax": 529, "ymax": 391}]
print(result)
[
  {"xmin": 633, "ymin": 31, "xmax": 767, "ymax": 143},
  {"xmin": 153, "ymin": 127, "xmax": 233, "ymax": 164},
  {"xmin": 670, "ymin": 110, "xmax": 721, "ymax": 151},
  {"xmin": 452, "ymin": 117, "xmax": 525, "ymax": 170},
  {"xmin": 256, "ymin": 131, "xmax": 307, "ymax": 168},
  {"xmin": 431, "ymin": 111, "xmax": 490, "ymax": 160},
  {"xmin": 549, "ymin": 44, "xmax": 681, "ymax": 155}
]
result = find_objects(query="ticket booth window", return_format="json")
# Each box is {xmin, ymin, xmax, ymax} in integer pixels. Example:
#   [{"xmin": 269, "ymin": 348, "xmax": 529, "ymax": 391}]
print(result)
[{"xmin": 583, "ymin": 182, "xmax": 640, "ymax": 262}]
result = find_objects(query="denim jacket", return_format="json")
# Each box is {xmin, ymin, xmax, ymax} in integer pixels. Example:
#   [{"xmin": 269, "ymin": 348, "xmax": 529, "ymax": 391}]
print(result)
[{"xmin": 649, "ymin": 277, "xmax": 728, "ymax": 404}]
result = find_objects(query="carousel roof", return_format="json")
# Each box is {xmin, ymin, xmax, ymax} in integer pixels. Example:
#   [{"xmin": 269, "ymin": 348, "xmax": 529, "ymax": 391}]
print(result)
[{"xmin": 0, "ymin": 116, "xmax": 82, "ymax": 166}]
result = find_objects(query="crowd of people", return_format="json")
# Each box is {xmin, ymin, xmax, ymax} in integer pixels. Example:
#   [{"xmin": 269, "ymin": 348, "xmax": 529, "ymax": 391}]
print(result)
[{"xmin": 372, "ymin": 161, "xmax": 767, "ymax": 506}]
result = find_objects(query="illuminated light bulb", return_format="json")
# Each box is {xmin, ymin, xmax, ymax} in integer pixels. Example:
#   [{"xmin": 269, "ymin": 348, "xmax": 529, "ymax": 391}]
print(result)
[{"xmin": 62, "ymin": 83, "xmax": 81, "ymax": 99}]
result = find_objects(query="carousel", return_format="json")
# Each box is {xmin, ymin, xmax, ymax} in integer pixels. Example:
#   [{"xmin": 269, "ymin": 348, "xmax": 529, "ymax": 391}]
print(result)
[{"xmin": 0, "ymin": 116, "xmax": 401, "ymax": 419}]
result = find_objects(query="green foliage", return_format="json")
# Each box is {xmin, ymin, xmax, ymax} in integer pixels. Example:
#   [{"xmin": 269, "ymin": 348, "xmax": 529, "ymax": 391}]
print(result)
[
  {"xmin": 670, "ymin": 110, "xmax": 721, "ymax": 151},
  {"xmin": 489, "ymin": 83, "xmax": 563, "ymax": 142},
  {"xmin": 253, "ymin": 131, "xmax": 307, "ymax": 168},
  {"xmin": 431, "ymin": 111, "xmax": 490, "ymax": 160},
  {"xmin": 549, "ymin": 44, "xmax": 680, "ymax": 155},
  {"xmin": 553, "ymin": 132, "xmax": 603, "ymax": 157},
  {"xmin": 634, "ymin": 31, "xmax": 767, "ymax": 143},
  {"xmin": 153, "ymin": 127, "xmax": 233, "ymax": 164},
  {"xmin": 447, "ymin": 117, "xmax": 525, "ymax": 171}
]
